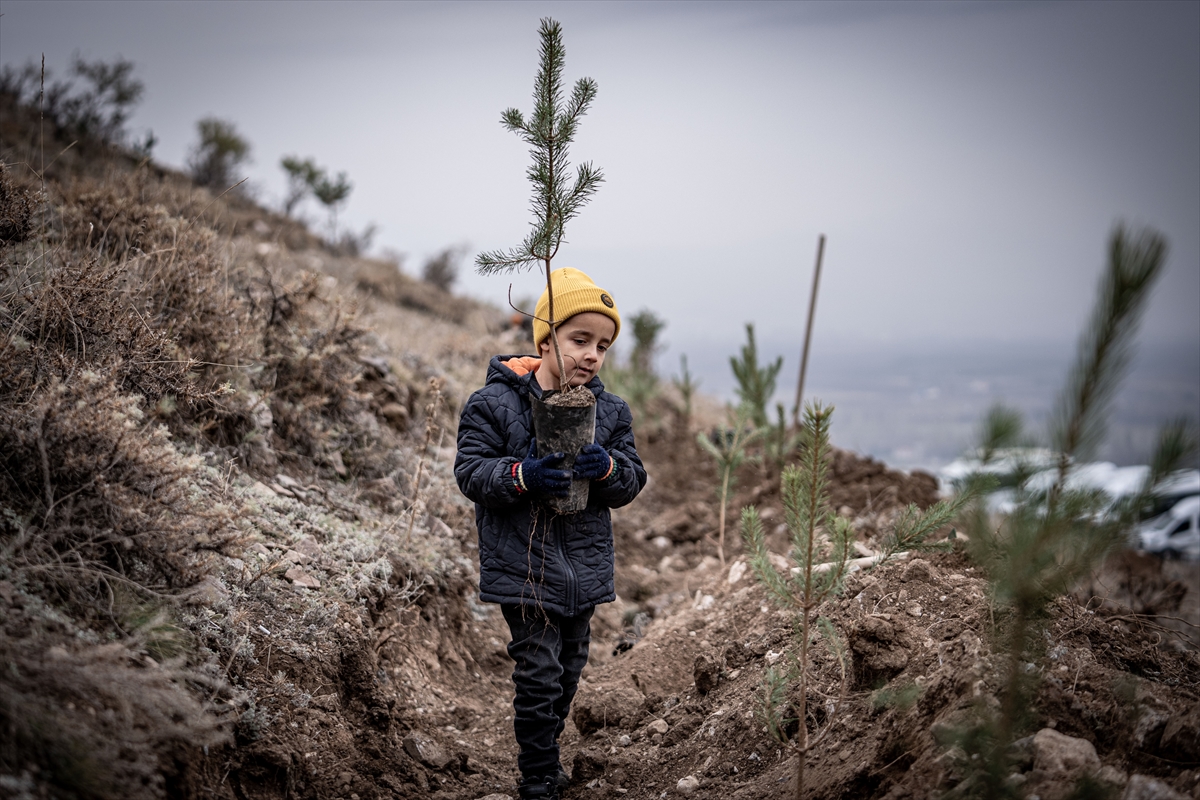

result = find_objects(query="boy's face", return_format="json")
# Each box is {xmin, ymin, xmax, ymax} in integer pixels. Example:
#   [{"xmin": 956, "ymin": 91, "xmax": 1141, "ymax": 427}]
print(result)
[{"xmin": 537, "ymin": 311, "xmax": 616, "ymax": 388}]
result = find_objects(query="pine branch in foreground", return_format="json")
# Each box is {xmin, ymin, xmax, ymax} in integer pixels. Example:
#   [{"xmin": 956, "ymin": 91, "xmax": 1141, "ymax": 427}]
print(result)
[
  {"xmin": 947, "ymin": 224, "xmax": 1170, "ymax": 800},
  {"xmin": 1050, "ymin": 226, "xmax": 1165, "ymax": 490}
]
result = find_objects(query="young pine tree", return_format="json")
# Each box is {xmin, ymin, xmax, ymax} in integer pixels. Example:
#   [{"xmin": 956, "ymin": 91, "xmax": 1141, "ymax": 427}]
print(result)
[
  {"xmin": 731, "ymin": 322, "xmax": 783, "ymax": 429},
  {"xmin": 742, "ymin": 402, "xmax": 968, "ymax": 800},
  {"xmin": 740, "ymin": 402, "xmax": 851, "ymax": 800},
  {"xmin": 764, "ymin": 402, "xmax": 800, "ymax": 477},
  {"xmin": 698, "ymin": 404, "xmax": 763, "ymax": 566},
  {"xmin": 612, "ymin": 309, "xmax": 667, "ymax": 425},
  {"xmin": 475, "ymin": 18, "xmax": 604, "ymax": 392},
  {"xmin": 948, "ymin": 225, "xmax": 1185, "ymax": 799},
  {"xmin": 672, "ymin": 354, "xmax": 700, "ymax": 434}
]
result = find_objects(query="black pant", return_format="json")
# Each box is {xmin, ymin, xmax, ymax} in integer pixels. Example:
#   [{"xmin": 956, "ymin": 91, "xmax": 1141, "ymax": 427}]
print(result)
[{"xmin": 501, "ymin": 603, "xmax": 594, "ymax": 781}]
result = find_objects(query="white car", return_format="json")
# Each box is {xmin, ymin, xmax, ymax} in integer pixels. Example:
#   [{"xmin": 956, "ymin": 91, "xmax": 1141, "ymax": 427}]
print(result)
[{"xmin": 1138, "ymin": 495, "xmax": 1200, "ymax": 560}]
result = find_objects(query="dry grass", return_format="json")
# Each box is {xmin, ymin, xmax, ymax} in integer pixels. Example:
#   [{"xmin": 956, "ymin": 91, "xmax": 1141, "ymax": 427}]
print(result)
[
  {"xmin": 0, "ymin": 85, "xmax": 476, "ymax": 798},
  {"xmin": 0, "ymin": 605, "xmax": 229, "ymax": 800}
]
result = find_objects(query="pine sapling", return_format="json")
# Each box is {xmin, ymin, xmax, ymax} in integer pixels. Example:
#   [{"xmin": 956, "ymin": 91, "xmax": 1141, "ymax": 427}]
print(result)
[
  {"xmin": 697, "ymin": 404, "xmax": 762, "ymax": 566},
  {"xmin": 609, "ymin": 309, "xmax": 666, "ymax": 424},
  {"xmin": 672, "ymin": 354, "xmax": 700, "ymax": 435},
  {"xmin": 740, "ymin": 402, "xmax": 851, "ymax": 800},
  {"xmin": 475, "ymin": 18, "xmax": 604, "ymax": 394},
  {"xmin": 741, "ymin": 402, "xmax": 966, "ymax": 798},
  {"xmin": 763, "ymin": 402, "xmax": 800, "ymax": 476},
  {"xmin": 731, "ymin": 323, "xmax": 783, "ymax": 429},
  {"xmin": 949, "ymin": 225, "xmax": 1172, "ymax": 799},
  {"xmin": 874, "ymin": 491, "xmax": 973, "ymax": 564}
]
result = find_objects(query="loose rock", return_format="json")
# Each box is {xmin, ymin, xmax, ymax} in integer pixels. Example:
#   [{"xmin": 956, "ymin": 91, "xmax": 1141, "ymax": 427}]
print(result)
[
  {"xmin": 572, "ymin": 746, "xmax": 608, "ymax": 783},
  {"xmin": 285, "ymin": 567, "xmax": 320, "ymax": 589},
  {"xmin": 402, "ymin": 731, "xmax": 451, "ymax": 770},
  {"xmin": 693, "ymin": 653, "xmax": 721, "ymax": 695},
  {"xmin": 1025, "ymin": 728, "xmax": 1102, "ymax": 800},
  {"xmin": 902, "ymin": 558, "xmax": 938, "ymax": 583},
  {"xmin": 573, "ymin": 680, "xmax": 645, "ymax": 734},
  {"xmin": 1123, "ymin": 775, "xmax": 1187, "ymax": 800}
]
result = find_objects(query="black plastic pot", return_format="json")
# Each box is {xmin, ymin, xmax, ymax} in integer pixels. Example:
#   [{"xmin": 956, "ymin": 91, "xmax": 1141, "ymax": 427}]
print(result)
[{"xmin": 529, "ymin": 390, "xmax": 597, "ymax": 514}]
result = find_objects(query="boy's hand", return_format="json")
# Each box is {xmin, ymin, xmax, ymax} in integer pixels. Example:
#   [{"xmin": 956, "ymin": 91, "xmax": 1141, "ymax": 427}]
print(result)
[
  {"xmin": 573, "ymin": 443, "xmax": 617, "ymax": 482},
  {"xmin": 518, "ymin": 440, "xmax": 571, "ymax": 497}
]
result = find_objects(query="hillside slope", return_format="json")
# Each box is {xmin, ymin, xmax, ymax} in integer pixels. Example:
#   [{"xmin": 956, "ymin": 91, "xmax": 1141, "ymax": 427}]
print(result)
[{"xmin": 2, "ymin": 90, "xmax": 1198, "ymax": 800}]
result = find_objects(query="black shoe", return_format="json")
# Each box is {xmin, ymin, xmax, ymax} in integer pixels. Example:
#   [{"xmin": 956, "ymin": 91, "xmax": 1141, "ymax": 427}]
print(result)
[
  {"xmin": 518, "ymin": 776, "xmax": 560, "ymax": 800},
  {"xmin": 553, "ymin": 763, "xmax": 570, "ymax": 790}
]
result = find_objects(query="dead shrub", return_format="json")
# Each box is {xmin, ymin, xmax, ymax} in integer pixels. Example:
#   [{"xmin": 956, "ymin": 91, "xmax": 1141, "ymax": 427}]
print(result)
[
  {"xmin": 0, "ymin": 626, "xmax": 228, "ymax": 800},
  {"xmin": 0, "ymin": 162, "xmax": 35, "ymax": 245},
  {"xmin": 57, "ymin": 173, "xmax": 257, "ymax": 369},
  {"xmin": 253, "ymin": 268, "xmax": 402, "ymax": 478},
  {"xmin": 0, "ymin": 374, "xmax": 235, "ymax": 618},
  {"xmin": 0, "ymin": 254, "xmax": 202, "ymax": 406},
  {"xmin": 43, "ymin": 174, "xmax": 405, "ymax": 482}
]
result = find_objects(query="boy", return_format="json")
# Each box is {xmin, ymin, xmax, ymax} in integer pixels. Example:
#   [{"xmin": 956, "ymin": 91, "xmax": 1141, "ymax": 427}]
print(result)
[{"xmin": 454, "ymin": 268, "xmax": 647, "ymax": 800}]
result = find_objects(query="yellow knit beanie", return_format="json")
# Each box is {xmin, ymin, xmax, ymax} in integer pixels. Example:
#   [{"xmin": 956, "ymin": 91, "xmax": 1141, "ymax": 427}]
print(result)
[{"xmin": 533, "ymin": 268, "xmax": 621, "ymax": 351}]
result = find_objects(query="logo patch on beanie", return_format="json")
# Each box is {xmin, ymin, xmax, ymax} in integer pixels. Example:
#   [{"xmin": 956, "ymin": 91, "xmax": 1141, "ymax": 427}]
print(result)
[{"xmin": 600, "ymin": 293, "xmax": 614, "ymax": 308}]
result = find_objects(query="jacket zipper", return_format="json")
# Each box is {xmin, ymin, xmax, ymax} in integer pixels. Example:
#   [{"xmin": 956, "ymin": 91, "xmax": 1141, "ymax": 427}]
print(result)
[{"xmin": 555, "ymin": 516, "xmax": 579, "ymax": 617}]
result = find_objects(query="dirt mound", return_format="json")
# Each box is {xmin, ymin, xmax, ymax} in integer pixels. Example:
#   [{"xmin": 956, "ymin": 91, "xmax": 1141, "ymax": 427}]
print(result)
[{"xmin": 565, "ymin": 551, "xmax": 1200, "ymax": 800}]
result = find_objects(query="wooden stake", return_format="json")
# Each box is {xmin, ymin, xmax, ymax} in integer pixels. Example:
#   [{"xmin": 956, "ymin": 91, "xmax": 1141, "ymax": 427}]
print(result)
[{"xmin": 792, "ymin": 235, "xmax": 826, "ymax": 429}]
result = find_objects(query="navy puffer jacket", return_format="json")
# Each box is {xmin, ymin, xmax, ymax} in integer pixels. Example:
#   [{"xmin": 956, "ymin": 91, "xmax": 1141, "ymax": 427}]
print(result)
[{"xmin": 454, "ymin": 355, "xmax": 647, "ymax": 616}]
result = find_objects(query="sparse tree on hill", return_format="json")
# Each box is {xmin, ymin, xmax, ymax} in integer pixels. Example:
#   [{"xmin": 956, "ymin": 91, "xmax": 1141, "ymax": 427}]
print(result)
[
  {"xmin": 0, "ymin": 56, "xmax": 146, "ymax": 147},
  {"xmin": 312, "ymin": 170, "xmax": 352, "ymax": 240},
  {"xmin": 280, "ymin": 155, "xmax": 322, "ymax": 217},
  {"xmin": 422, "ymin": 247, "xmax": 463, "ymax": 292},
  {"xmin": 59, "ymin": 56, "xmax": 144, "ymax": 144},
  {"xmin": 188, "ymin": 117, "xmax": 250, "ymax": 191}
]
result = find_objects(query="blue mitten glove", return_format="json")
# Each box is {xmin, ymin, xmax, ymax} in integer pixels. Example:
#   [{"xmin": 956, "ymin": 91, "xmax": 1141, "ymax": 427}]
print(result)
[
  {"xmin": 573, "ymin": 443, "xmax": 617, "ymax": 482},
  {"xmin": 516, "ymin": 440, "xmax": 571, "ymax": 497}
]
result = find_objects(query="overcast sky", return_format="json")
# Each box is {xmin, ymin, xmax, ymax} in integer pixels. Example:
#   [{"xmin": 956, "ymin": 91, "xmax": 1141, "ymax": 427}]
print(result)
[{"xmin": 3, "ymin": 0, "xmax": 1198, "ymax": 364}]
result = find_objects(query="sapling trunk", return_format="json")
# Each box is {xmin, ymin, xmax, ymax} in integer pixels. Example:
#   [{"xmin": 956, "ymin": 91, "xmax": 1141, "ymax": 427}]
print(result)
[
  {"xmin": 794, "ymin": 612, "xmax": 811, "ymax": 800},
  {"xmin": 717, "ymin": 467, "xmax": 731, "ymax": 567},
  {"xmin": 543, "ymin": 256, "xmax": 570, "ymax": 392}
]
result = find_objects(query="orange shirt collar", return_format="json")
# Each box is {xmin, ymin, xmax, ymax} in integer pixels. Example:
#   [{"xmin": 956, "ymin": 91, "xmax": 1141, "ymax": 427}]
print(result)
[{"xmin": 501, "ymin": 356, "xmax": 542, "ymax": 377}]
